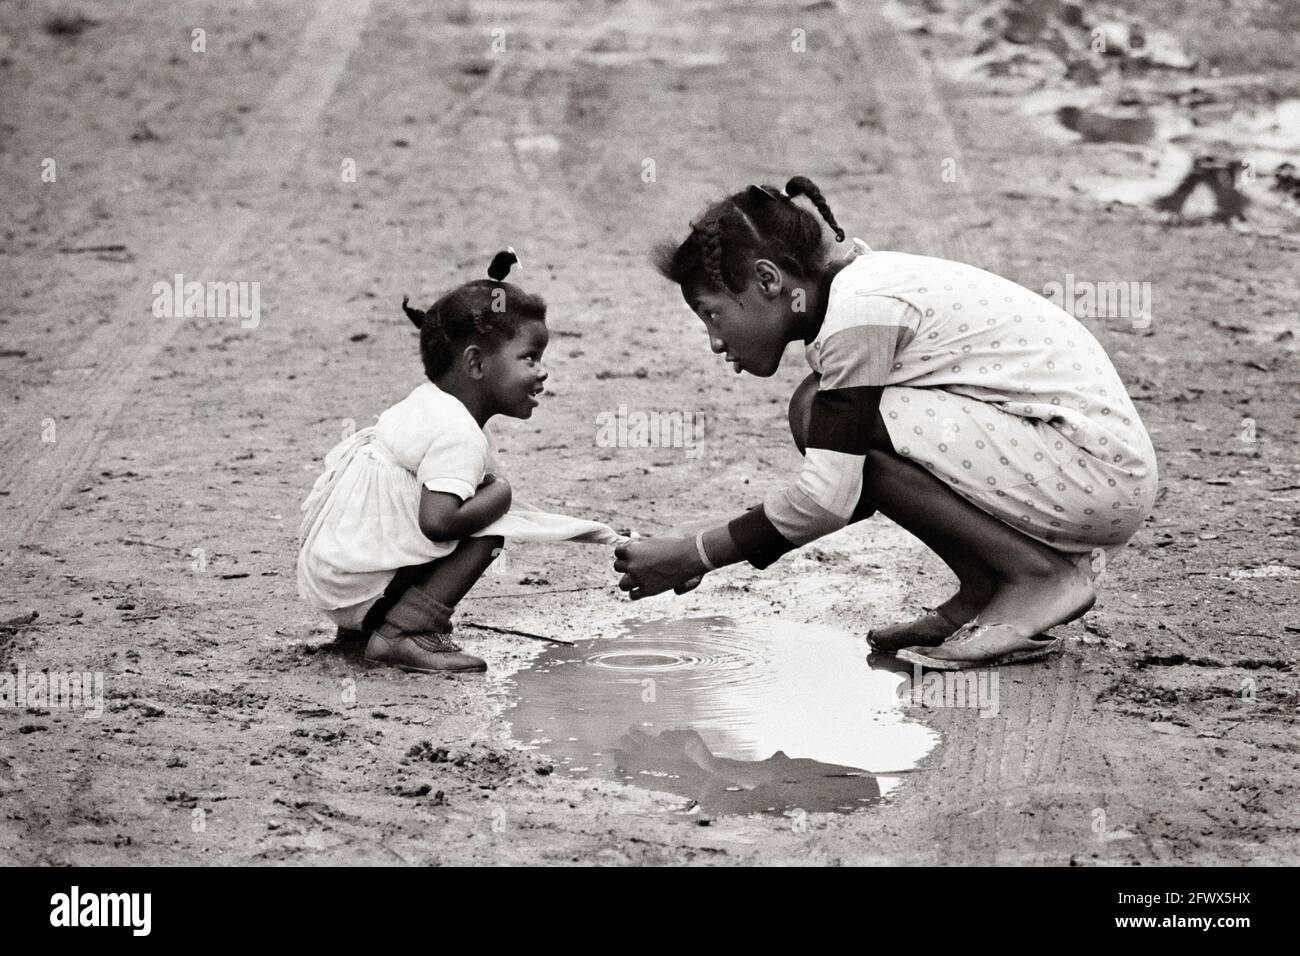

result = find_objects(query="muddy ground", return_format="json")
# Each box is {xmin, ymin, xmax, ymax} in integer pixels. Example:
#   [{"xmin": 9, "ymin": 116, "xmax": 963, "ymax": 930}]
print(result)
[{"xmin": 1, "ymin": 0, "xmax": 1297, "ymax": 865}]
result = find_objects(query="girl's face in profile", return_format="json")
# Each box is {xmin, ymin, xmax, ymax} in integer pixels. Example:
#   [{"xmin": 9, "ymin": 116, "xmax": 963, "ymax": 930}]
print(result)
[
  {"xmin": 686, "ymin": 265, "xmax": 793, "ymax": 378},
  {"xmin": 481, "ymin": 319, "xmax": 550, "ymax": 419}
]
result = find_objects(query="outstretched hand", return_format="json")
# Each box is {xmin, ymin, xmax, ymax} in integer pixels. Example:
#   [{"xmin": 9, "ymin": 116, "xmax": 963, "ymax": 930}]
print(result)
[{"xmin": 613, "ymin": 535, "xmax": 705, "ymax": 600}]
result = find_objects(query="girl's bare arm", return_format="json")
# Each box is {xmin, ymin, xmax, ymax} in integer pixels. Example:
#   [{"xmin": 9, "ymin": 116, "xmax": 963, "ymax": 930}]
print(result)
[{"xmin": 419, "ymin": 476, "xmax": 512, "ymax": 541}]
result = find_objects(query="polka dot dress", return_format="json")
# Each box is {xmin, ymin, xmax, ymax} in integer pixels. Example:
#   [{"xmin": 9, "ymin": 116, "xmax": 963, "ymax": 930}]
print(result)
[{"xmin": 811, "ymin": 243, "xmax": 1158, "ymax": 556}]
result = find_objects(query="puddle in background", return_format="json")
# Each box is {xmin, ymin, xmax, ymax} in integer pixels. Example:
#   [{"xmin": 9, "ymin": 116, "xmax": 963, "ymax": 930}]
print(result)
[
  {"xmin": 505, "ymin": 616, "xmax": 936, "ymax": 816},
  {"xmin": 1084, "ymin": 98, "xmax": 1300, "ymax": 209},
  {"xmin": 1024, "ymin": 90, "xmax": 1300, "ymax": 229}
]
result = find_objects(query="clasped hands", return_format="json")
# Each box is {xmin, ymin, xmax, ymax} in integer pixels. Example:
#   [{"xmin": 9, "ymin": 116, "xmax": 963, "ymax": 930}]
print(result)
[{"xmin": 612, "ymin": 519, "xmax": 715, "ymax": 601}]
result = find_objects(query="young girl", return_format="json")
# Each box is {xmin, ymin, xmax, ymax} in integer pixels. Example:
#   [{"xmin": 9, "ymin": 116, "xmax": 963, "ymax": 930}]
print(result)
[
  {"xmin": 299, "ymin": 252, "xmax": 619, "ymax": 674},
  {"xmin": 613, "ymin": 177, "xmax": 1158, "ymax": 670}
]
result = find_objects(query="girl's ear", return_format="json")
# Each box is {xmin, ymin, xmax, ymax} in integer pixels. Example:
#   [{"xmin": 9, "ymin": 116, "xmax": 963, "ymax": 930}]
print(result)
[
  {"xmin": 753, "ymin": 258, "xmax": 784, "ymax": 298},
  {"xmin": 462, "ymin": 343, "xmax": 486, "ymax": 380}
]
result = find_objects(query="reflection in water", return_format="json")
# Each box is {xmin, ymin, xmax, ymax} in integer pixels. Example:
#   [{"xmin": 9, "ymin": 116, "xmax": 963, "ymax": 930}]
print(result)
[
  {"xmin": 610, "ymin": 727, "xmax": 882, "ymax": 814},
  {"xmin": 505, "ymin": 616, "xmax": 937, "ymax": 816}
]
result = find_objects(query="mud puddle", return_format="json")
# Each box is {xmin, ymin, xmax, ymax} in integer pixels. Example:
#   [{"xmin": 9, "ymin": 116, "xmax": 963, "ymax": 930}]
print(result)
[
  {"xmin": 503, "ymin": 616, "xmax": 936, "ymax": 816},
  {"xmin": 1031, "ymin": 90, "xmax": 1300, "ymax": 229}
]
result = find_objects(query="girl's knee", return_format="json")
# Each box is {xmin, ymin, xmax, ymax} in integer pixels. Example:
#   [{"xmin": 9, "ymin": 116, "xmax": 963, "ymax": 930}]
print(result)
[
  {"xmin": 791, "ymin": 375, "xmax": 892, "ymax": 456},
  {"xmin": 861, "ymin": 447, "xmax": 909, "ymax": 498},
  {"xmin": 863, "ymin": 447, "xmax": 894, "ymax": 470},
  {"xmin": 866, "ymin": 409, "xmax": 894, "ymax": 452},
  {"xmin": 458, "ymin": 535, "xmax": 504, "ymax": 561}
]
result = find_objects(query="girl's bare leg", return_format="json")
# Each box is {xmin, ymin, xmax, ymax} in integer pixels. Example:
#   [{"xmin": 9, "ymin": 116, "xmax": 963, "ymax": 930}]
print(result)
[
  {"xmin": 857, "ymin": 435, "xmax": 995, "ymax": 626},
  {"xmin": 860, "ymin": 451, "xmax": 1094, "ymax": 637},
  {"xmin": 789, "ymin": 376, "xmax": 1090, "ymax": 635},
  {"xmin": 399, "ymin": 536, "xmax": 504, "ymax": 607},
  {"xmin": 789, "ymin": 374, "xmax": 994, "ymax": 624},
  {"xmin": 364, "ymin": 536, "xmax": 504, "ymax": 630},
  {"xmin": 876, "ymin": 516, "xmax": 995, "ymax": 626},
  {"xmin": 361, "ymin": 537, "xmax": 505, "ymax": 673}
]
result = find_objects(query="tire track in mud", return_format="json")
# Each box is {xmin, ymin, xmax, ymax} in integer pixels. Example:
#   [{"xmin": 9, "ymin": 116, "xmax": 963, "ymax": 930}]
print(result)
[
  {"xmin": 0, "ymin": 0, "xmax": 378, "ymax": 866},
  {"xmin": 840, "ymin": 1, "xmax": 1112, "ymax": 863},
  {"xmin": 494, "ymin": 1, "xmax": 677, "ymax": 247},
  {"xmin": 842, "ymin": 2, "xmax": 996, "ymax": 270},
  {"xmin": 841, "ymin": 0, "xmax": 1010, "ymax": 864},
  {"xmin": 0, "ymin": 0, "xmax": 375, "ymax": 560}
]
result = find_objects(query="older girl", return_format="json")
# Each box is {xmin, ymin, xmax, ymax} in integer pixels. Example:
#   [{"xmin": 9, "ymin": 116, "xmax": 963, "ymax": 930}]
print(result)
[{"xmin": 614, "ymin": 178, "xmax": 1157, "ymax": 669}]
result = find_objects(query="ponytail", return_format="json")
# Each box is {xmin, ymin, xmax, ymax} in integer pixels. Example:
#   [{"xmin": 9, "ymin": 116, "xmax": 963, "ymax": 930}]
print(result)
[
  {"xmin": 655, "ymin": 174, "xmax": 848, "ymax": 293},
  {"xmin": 402, "ymin": 250, "xmax": 546, "ymax": 381},
  {"xmin": 785, "ymin": 175, "xmax": 845, "ymax": 242},
  {"xmin": 401, "ymin": 295, "xmax": 425, "ymax": 329}
]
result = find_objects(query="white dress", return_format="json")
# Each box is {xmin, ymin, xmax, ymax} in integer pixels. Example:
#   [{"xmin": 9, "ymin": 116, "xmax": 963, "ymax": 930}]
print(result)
[
  {"xmin": 297, "ymin": 383, "xmax": 498, "ymax": 626},
  {"xmin": 297, "ymin": 382, "xmax": 623, "ymax": 629},
  {"xmin": 800, "ymin": 240, "xmax": 1159, "ymax": 557}
]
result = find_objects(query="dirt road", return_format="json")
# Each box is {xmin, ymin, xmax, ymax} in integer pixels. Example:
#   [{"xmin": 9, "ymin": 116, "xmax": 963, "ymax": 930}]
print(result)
[{"xmin": 2, "ymin": 0, "xmax": 1297, "ymax": 865}]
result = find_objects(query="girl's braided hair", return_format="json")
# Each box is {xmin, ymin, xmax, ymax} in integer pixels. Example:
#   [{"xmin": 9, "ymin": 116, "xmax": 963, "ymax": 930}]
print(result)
[
  {"xmin": 401, "ymin": 250, "xmax": 546, "ymax": 380},
  {"xmin": 653, "ymin": 176, "xmax": 845, "ymax": 295}
]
